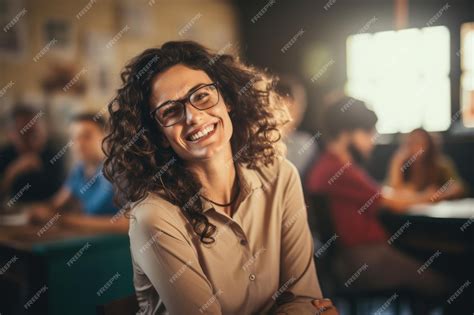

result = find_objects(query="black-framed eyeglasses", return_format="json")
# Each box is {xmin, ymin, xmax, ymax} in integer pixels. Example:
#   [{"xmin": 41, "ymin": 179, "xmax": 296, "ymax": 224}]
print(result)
[{"xmin": 150, "ymin": 83, "xmax": 220, "ymax": 127}]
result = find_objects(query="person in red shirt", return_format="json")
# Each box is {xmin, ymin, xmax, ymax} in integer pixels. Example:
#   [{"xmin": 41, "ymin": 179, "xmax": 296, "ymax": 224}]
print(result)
[
  {"xmin": 307, "ymin": 149, "xmax": 388, "ymax": 247},
  {"xmin": 306, "ymin": 97, "xmax": 450, "ymax": 300}
]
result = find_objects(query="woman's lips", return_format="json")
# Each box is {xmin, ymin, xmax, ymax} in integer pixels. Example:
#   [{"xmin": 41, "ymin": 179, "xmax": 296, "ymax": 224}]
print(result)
[{"xmin": 186, "ymin": 122, "xmax": 218, "ymax": 143}]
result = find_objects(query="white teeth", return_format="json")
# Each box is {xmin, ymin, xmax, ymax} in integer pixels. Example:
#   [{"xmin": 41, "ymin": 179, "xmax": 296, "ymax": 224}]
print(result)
[{"xmin": 189, "ymin": 123, "xmax": 216, "ymax": 141}]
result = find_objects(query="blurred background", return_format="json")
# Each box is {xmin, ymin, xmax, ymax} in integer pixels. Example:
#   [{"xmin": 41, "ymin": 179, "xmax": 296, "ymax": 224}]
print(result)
[{"xmin": 0, "ymin": 0, "xmax": 473, "ymax": 314}]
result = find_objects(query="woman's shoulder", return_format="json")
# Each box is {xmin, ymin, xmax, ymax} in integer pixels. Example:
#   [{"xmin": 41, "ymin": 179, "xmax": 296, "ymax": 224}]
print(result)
[
  {"xmin": 252, "ymin": 157, "xmax": 300, "ymax": 188},
  {"xmin": 436, "ymin": 155, "xmax": 462, "ymax": 181},
  {"xmin": 128, "ymin": 192, "xmax": 194, "ymax": 263},
  {"xmin": 128, "ymin": 191, "xmax": 188, "ymax": 234}
]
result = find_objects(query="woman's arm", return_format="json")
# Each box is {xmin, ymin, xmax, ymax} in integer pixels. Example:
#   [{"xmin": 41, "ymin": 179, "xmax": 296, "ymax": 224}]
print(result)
[
  {"xmin": 431, "ymin": 157, "xmax": 467, "ymax": 201},
  {"xmin": 274, "ymin": 161, "xmax": 324, "ymax": 314},
  {"xmin": 433, "ymin": 181, "xmax": 465, "ymax": 200},
  {"xmin": 129, "ymin": 202, "xmax": 223, "ymax": 315},
  {"xmin": 386, "ymin": 148, "xmax": 411, "ymax": 189},
  {"xmin": 379, "ymin": 186, "xmax": 436, "ymax": 213}
]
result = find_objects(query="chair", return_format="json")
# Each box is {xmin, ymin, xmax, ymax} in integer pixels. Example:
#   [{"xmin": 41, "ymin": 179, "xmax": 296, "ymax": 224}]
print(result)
[
  {"xmin": 305, "ymin": 192, "xmax": 406, "ymax": 315},
  {"xmin": 96, "ymin": 294, "xmax": 139, "ymax": 315}
]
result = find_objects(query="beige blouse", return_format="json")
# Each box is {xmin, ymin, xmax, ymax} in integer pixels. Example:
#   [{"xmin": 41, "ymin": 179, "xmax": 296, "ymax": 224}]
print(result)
[{"xmin": 128, "ymin": 158, "xmax": 323, "ymax": 315}]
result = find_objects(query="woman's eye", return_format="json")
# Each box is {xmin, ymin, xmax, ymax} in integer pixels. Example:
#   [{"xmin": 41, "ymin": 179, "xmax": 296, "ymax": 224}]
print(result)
[
  {"xmin": 162, "ymin": 107, "xmax": 179, "ymax": 117},
  {"xmin": 193, "ymin": 92, "xmax": 209, "ymax": 102}
]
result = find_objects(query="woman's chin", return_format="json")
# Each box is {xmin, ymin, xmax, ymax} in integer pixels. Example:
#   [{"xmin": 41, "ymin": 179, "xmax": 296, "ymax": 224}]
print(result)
[{"xmin": 186, "ymin": 142, "xmax": 230, "ymax": 162}]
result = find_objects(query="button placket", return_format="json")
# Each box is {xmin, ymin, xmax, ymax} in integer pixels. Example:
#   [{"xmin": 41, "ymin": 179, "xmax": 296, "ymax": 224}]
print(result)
[
  {"xmin": 223, "ymin": 211, "xmax": 258, "ymax": 288},
  {"xmin": 234, "ymin": 229, "xmax": 257, "ymax": 284}
]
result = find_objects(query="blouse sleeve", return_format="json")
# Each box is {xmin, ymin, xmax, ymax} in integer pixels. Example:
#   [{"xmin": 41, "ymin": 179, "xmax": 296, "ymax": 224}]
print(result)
[
  {"xmin": 129, "ymin": 202, "xmax": 223, "ymax": 315},
  {"xmin": 274, "ymin": 161, "xmax": 324, "ymax": 314}
]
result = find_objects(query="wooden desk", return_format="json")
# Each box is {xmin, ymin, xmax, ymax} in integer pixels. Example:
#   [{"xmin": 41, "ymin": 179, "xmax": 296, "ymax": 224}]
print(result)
[{"xmin": 0, "ymin": 223, "xmax": 134, "ymax": 315}]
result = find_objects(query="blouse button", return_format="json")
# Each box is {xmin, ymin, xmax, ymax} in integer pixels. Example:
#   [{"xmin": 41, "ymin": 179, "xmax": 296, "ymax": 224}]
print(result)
[{"xmin": 249, "ymin": 274, "xmax": 256, "ymax": 281}]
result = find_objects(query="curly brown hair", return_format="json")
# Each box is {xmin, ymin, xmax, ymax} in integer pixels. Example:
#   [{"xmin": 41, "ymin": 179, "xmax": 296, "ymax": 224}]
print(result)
[{"xmin": 102, "ymin": 41, "xmax": 290, "ymax": 243}]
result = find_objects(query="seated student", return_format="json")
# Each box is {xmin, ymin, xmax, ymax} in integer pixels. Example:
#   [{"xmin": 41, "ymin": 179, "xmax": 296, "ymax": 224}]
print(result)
[
  {"xmin": 29, "ymin": 113, "xmax": 127, "ymax": 232},
  {"xmin": 386, "ymin": 127, "xmax": 466, "ymax": 200},
  {"xmin": 276, "ymin": 75, "xmax": 318, "ymax": 179},
  {"xmin": 0, "ymin": 104, "xmax": 66, "ymax": 204},
  {"xmin": 305, "ymin": 97, "xmax": 451, "ymax": 301}
]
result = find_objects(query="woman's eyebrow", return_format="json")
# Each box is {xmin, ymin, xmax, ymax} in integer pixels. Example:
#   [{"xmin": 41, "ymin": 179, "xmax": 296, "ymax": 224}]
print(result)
[{"xmin": 155, "ymin": 83, "xmax": 208, "ymax": 108}]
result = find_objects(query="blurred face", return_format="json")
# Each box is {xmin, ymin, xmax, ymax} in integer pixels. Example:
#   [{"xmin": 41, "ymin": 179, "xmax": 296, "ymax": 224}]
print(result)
[
  {"xmin": 350, "ymin": 128, "xmax": 376, "ymax": 159},
  {"xmin": 149, "ymin": 64, "xmax": 233, "ymax": 162},
  {"xmin": 283, "ymin": 96, "xmax": 302, "ymax": 134},
  {"xmin": 10, "ymin": 114, "xmax": 47, "ymax": 153},
  {"xmin": 70, "ymin": 121, "xmax": 104, "ymax": 162},
  {"xmin": 404, "ymin": 130, "xmax": 428, "ymax": 155}
]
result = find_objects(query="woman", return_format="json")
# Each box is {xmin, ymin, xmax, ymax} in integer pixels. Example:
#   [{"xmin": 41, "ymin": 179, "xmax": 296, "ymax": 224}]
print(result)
[
  {"xmin": 387, "ymin": 128, "xmax": 466, "ymax": 201},
  {"xmin": 103, "ymin": 41, "xmax": 337, "ymax": 315}
]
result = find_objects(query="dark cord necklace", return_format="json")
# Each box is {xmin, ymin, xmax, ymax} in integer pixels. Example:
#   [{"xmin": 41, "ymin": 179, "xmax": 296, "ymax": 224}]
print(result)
[{"xmin": 200, "ymin": 176, "xmax": 241, "ymax": 207}]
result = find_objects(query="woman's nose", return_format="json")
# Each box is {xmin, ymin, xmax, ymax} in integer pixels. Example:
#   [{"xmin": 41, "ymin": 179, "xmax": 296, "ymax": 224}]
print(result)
[{"xmin": 184, "ymin": 102, "xmax": 205, "ymax": 125}]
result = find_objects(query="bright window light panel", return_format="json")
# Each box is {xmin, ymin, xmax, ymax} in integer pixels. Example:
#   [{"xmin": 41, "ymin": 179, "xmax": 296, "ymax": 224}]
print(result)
[
  {"xmin": 346, "ymin": 26, "xmax": 451, "ymax": 134},
  {"xmin": 461, "ymin": 22, "xmax": 474, "ymax": 127}
]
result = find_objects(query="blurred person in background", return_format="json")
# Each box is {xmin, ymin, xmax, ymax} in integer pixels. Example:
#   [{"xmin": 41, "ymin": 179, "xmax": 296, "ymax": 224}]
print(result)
[
  {"xmin": 0, "ymin": 104, "xmax": 66, "ymax": 205},
  {"xmin": 386, "ymin": 127, "xmax": 466, "ymax": 200},
  {"xmin": 29, "ymin": 113, "xmax": 127, "ymax": 232},
  {"xmin": 305, "ymin": 97, "xmax": 452, "ymax": 308},
  {"xmin": 276, "ymin": 75, "xmax": 318, "ymax": 180}
]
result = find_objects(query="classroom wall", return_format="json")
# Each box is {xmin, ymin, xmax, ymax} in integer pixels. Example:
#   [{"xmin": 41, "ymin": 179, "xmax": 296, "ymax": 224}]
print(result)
[{"xmin": 0, "ymin": 0, "xmax": 240, "ymax": 143}]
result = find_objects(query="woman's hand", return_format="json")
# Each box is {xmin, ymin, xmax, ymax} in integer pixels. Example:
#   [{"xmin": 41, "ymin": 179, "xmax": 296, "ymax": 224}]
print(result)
[
  {"xmin": 391, "ymin": 146, "xmax": 412, "ymax": 167},
  {"xmin": 8, "ymin": 154, "xmax": 43, "ymax": 177},
  {"xmin": 386, "ymin": 146, "xmax": 412, "ymax": 189},
  {"xmin": 311, "ymin": 298, "xmax": 339, "ymax": 315}
]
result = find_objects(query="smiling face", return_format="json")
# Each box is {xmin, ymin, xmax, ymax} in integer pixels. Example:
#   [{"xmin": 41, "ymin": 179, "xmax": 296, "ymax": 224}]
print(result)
[{"xmin": 149, "ymin": 64, "xmax": 234, "ymax": 162}]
